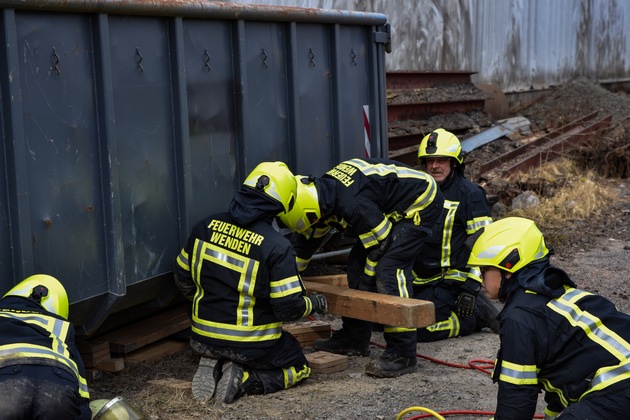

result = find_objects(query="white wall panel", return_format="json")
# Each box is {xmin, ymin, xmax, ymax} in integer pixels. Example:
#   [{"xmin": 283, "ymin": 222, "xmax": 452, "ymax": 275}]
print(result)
[{"xmin": 236, "ymin": 0, "xmax": 630, "ymax": 92}]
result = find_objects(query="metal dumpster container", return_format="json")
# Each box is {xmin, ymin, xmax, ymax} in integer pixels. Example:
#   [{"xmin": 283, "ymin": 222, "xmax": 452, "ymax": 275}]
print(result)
[{"xmin": 0, "ymin": 0, "xmax": 390, "ymax": 335}]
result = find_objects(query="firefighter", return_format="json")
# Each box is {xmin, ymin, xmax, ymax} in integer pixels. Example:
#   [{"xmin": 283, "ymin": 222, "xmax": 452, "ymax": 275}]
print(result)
[
  {"xmin": 279, "ymin": 158, "xmax": 445, "ymax": 378},
  {"xmin": 467, "ymin": 217, "xmax": 630, "ymax": 420},
  {"xmin": 0, "ymin": 274, "xmax": 91, "ymax": 419},
  {"xmin": 414, "ymin": 128, "xmax": 498, "ymax": 342},
  {"xmin": 174, "ymin": 161, "xmax": 327, "ymax": 404}
]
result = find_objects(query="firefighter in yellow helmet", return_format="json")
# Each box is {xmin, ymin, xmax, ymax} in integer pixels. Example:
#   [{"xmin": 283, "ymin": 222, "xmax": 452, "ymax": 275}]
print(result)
[
  {"xmin": 467, "ymin": 217, "xmax": 630, "ymax": 420},
  {"xmin": 174, "ymin": 161, "xmax": 327, "ymax": 405},
  {"xmin": 414, "ymin": 128, "xmax": 497, "ymax": 342},
  {"xmin": 279, "ymin": 158, "xmax": 444, "ymax": 378},
  {"xmin": 0, "ymin": 274, "xmax": 91, "ymax": 419}
]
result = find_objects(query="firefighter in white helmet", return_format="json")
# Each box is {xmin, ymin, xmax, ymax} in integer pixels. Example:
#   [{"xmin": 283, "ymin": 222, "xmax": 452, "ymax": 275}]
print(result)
[
  {"xmin": 414, "ymin": 128, "xmax": 497, "ymax": 342},
  {"xmin": 174, "ymin": 161, "xmax": 327, "ymax": 405},
  {"xmin": 467, "ymin": 217, "xmax": 630, "ymax": 420},
  {"xmin": 0, "ymin": 274, "xmax": 91, "ymax": 419}
]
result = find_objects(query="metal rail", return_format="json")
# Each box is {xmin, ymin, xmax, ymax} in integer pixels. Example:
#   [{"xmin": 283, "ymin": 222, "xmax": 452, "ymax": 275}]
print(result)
[
  {"xmin": 478, "ymin": 113, "xmax": 612, "ymax": 179},
  {"xmin": 0, "ymin": 0, "xmax": 388, "ymax": 24}
]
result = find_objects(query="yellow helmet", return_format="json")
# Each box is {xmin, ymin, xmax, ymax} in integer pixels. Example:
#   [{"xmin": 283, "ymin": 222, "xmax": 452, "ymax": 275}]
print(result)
[
  {"xmin": 89, "ymin": 396, "xmax": 146, "ymax": 419},
  {"xmin": 243, "ymin": 161, "xmax": 297, "ymax": 214},
  {"xmin": 467, "ymin": 217, "xmax": 550, "ymax": 273},
  {"xmin": 418, "ymin": 128, "xmax": 463, "ymax": 164},
  {"xmin": 3, "ymin": 274, "xmax": 69, "ymax": 319},
  {"xmin": 278, "ymin": 175, "xmax": 321, "ymax": 233}
]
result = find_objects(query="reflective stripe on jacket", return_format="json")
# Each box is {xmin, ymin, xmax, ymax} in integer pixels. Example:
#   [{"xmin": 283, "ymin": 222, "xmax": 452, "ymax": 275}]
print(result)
[{"xmin": 0, "ymin": 307, "xmax": 89, "ymax": 399}]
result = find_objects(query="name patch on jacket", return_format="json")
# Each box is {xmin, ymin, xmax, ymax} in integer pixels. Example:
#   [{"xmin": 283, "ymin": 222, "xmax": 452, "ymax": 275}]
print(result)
[
  {"xmin": 326, "ymin": 163, "xmax": 356, "ymax": 187},
  {"xmin": 207, "ymin": 220, "xmax": 264, "ymax": 255}
]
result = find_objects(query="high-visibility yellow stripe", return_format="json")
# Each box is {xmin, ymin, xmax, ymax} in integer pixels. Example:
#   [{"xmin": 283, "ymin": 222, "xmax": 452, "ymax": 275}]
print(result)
[
  {"xmin": 498, "ymin": 360, "xmax": 538, "ymax": 385},
  {"xmin": 426, "ymin": 311, "xmax": 460, "ymax": 338},
  {"xmin": 192, "ymin": 317, "xmax": 282, "ymax": 342},
  {"xmin": 440, "ymin": 200, "xmax": 459, "ymax": 266},
  {"xmin": 283, "ymin": 363, "xmax": 311, "ymax": 388},
  {"xmin": 549, "ymin": 289, "xmax": 630, "ymax": 361},
  {"xmin": 176, "ymin": 249, "xmax": 190, "ymax": 270},
  {"xmin": 191, "ymin": 239, "xmax": 259, "ymax": 327},
  {"xmin": 270, "ymin": 275, "xmax": 303, "ymax": 298},
  {"xmin": 467, "ymin": 215, "xmax": 492, "ymax": 235}
]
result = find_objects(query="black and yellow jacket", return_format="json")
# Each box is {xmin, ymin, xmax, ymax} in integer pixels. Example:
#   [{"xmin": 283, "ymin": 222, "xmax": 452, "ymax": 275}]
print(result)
[
  {"xmin": 292, "ymin": 158, "xmax": 441, "ymax": 270},
  {"xmin": 492, "ymin": 257, "xmax": 630, "ymax": 419},
  {"xmin": 0, "ymin": 296, "xmax": 90, "ymax": 412},
  {"xmin": 413, "ymin": 169, "xmax": 492, "ymax": 293},
  {"xmin": 175, "ymin": 187, "xmax": 316, "ymax": 349}
]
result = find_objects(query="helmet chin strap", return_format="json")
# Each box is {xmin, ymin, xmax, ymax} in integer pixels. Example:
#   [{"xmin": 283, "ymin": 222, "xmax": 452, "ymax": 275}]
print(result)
[{"xmin": 498, "ymin": 271, "xmax": 512, "ymax": 303}]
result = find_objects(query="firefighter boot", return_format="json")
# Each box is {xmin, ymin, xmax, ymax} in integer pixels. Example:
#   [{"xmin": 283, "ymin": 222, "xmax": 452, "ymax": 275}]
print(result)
[
  {"xmin": 215, "ymin": 361, "xmax": 245, "ymax": 404},
  {"xmin": 474, "ymin": 292, "xmax": 500, "ymax": 333},
  {"xmin": 192, "ymin": 357, "xmax": 223, "ymax": 402},
  {"xmin": 365, "ymin": 351, "xmax": 417, "ymax": 378},
  {"xmin": 312, "ymin": 328, "xmax": 370, "ymax": 356}
]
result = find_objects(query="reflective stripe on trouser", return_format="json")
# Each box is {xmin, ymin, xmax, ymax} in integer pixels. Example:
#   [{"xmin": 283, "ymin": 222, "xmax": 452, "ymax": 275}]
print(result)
[
  {"xmin": 254, "ymin": 363, "xmax": 311, "ymax": 394},
  {"xmin": 347, "ymin": 219, "xmax": 434, "ymax": 357}
]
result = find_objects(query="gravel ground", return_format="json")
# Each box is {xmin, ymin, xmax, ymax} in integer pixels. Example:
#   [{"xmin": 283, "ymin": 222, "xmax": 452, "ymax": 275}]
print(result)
[{"xmin": 89, "ymin": 79, "xmax": 630, "ymax": 419}]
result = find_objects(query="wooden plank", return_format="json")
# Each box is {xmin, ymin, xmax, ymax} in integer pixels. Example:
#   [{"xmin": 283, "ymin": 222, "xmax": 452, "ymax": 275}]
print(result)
[
  {"xmin": 303, "ymin": 274, "xmax": 349, "ymax": 288},
  {"xmin": 283, "ymin": 320, "xmax": 331, "ymax": 348},
  {"xmin": 124, "ymin": 339, "xmax": 189, "ymax": 364},
  {"xmin": 95, "ymin": 357, "xmax": 125, "ymax": 372},
  {"xmin": 282, "ymin": 320, "xmax": 331, "ymax": 335},
  {"xmin": 303, "ymin": 281, "xmax": 435, "ymax": 328},
  {"xmin": 76, "ymin": 339, "xmax": 111, "ymax": 368},
  {"xmin": 306, "ymin": 351, "xmax": 348, "ymax": 374},
  {"xmin": 99, "ymin": 304, "xmax": 191, "ymax": 354}
]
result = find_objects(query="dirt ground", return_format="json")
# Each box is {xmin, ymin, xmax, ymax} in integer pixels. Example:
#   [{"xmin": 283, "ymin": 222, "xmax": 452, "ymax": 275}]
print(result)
[{"xmin": 89, "ymin": 80, "xmax": 630, "ymax": 419}]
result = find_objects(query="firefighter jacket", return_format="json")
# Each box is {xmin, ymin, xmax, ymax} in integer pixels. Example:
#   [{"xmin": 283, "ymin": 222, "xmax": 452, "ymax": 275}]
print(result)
[
  {"xmin": 492, "ymin": 257, "xmax": 630, "ymax": 420},
  {"xmin": 0, "ymin": 296, "xmax": 90, "ymax": 402},
  {"xmin": 174, "ymin": 187, "xmax": 317, "ymax": 350},
  {"xmin": 413, "ymin": 170, "xmax": 492, "ymax": 294},
  {"xmin": 292, "ymin": 158, "xmax": 441, "ymax": 271}
]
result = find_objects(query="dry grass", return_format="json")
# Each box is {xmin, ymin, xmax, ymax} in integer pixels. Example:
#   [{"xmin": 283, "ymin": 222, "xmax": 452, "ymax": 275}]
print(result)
[{"xmin": 504, "ymin": 158, "xmax": 620, "ymax": 229}]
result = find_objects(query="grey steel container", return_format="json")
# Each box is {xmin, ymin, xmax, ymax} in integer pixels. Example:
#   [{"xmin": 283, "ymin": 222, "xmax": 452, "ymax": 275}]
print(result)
[{"xmin": 0, "ymin": 0, "xmax": 390, "ymax": 335}]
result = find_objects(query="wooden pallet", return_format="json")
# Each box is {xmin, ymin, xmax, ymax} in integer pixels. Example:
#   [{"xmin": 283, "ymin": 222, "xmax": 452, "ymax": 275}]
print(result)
[{"xmin": 77, "ymin": 304, "xmax": 191, "ymax": 376}]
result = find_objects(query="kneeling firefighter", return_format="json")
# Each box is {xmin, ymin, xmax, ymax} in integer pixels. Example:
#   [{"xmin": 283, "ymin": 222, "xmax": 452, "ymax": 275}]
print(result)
[{"xmin": 0, "ymin": 274, "xmax": 91, "ymax": 419}]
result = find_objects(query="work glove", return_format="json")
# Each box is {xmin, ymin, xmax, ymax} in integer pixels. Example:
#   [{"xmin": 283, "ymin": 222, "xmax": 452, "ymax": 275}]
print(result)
[
  {"xmin": 456, "ymin": 292, "xmax": 476, "ymax": 318},
  {"xmin": 309, "ymin": 292, "xmax": 328, "ymax": 314},
  {"xmin": 367, "ymin": 234, "xmax": 391, "ymax": 263}
]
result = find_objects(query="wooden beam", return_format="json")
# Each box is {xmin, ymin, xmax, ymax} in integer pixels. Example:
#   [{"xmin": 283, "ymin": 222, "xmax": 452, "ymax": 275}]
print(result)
[
  {"xmin": 303, "ymin": 281, "xmax": 435, "ymax": 328},
  {"xmin": 303, "ymin": 274, "xmax": 349, "ymax": 287}
]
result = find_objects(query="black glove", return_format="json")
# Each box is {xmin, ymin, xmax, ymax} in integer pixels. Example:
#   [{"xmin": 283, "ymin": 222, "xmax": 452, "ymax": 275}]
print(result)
[
  {"xmin": 456, "ymin": 292, "xmax": 476, "ymax": 318},
  {"xmin": 367, "ymin": 234, "xmax": 391, "ymax": 263},
  {"xmin": 309, "ymin": 292, "xmax": 328, "ymax": 314}
]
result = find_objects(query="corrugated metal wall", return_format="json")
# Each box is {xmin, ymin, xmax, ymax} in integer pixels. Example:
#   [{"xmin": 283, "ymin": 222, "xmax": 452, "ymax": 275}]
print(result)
[{"xmin": 241, "ymin": 0, "xmax": 630, "ymax": 92}]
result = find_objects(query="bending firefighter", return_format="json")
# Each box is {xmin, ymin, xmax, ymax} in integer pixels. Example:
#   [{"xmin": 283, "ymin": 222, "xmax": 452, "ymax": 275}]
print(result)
[
  {"xmin": 414, "ymin": 128, "xmax": 498, "ymax": 342},
  {"xmin": 467, "ymin": 217, "xmax": 630, "ymax": 420},
  {"xmin": 280, "ymin": 158, "xmax": 444, "ymax": 378},
  {"xmin": 174, "ymin": 161, "xmax": 327, "ymax": 404},
  {"xmin": 0, "ymin": 274, "xmax": 91, "ymax": 419}
]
